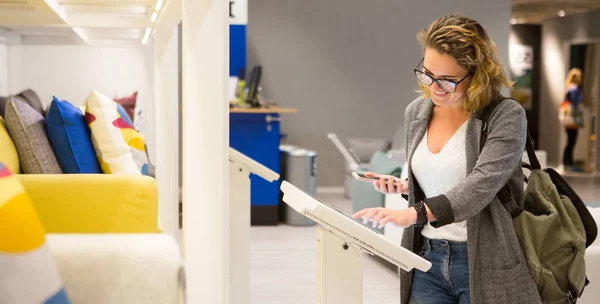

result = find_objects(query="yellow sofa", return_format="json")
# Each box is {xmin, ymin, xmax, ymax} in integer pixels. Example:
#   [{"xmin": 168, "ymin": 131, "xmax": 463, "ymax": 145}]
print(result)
[{"xmin": 0, "ymin": 116, "xmax": 159, "ymax": 233}]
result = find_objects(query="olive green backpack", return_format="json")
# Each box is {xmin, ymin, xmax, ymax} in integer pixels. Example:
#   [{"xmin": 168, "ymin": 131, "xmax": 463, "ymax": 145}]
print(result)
[{"xmin": 480, "ymin": 98, "xmax": 598, "ymax": 303}]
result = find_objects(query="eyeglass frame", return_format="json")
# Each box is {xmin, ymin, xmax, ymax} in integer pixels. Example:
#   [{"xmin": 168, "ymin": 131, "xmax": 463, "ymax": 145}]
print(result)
[{"xmin": 413, "ymin": 58, "xmax": 472, "ymax": 93}]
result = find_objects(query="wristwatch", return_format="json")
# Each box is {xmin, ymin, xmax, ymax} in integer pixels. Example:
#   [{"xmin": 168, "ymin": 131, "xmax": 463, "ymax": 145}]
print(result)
[{"xmin": 414, "ymin": 200, "xmax": 428, "ymax": 228}]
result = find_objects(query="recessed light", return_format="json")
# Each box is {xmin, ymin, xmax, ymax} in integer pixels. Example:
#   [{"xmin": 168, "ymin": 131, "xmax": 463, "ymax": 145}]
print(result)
[
  {"xmin": 558, "ymin": 10, "xmax": 566, "ymax": 17},
  {"xmin": 151, "ymin": 11, "xmax": 158, "ymax": 23},
  {"xmin": 142, "ymin": 28, "xmax": 152, "ymax": 44},
  {"xmin": 155, "ymin": 0, "xmax": 164, "ymax": 11},
  {"xmin": 510, "ymin": 18, "xmax": 517, "ymax": 25}
]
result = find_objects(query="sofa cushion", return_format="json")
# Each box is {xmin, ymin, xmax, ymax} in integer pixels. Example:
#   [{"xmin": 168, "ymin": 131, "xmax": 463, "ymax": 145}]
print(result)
[
  {"xmin": 116, "ymin": 102, "xmax": 135, "ymax": 127},
  {"xmin": 0, "ymin": 117, "xmax": 19, "ymax": 173},
  {"xmin": 0, "ymin": 163, "xmax": 71, "ymax": 303},
  {"xmin": 46, "ymin": 97, "xmax": 101, "ymax": 174},
  {"xmin": 368, "ymin": 150, "xmax": 403, "ymax": 177},
  {"xmin": 0, "ymin": 96, "xmax": 7, "ymax": 118},
  {"xmin": 85, "ymin": 90, "xmax": 148, "ymax": 175},
  {"xmin": 4, "ymin": 97, "xmax": 63, "ymax": 174},
  {"xmin": 17, "ymin": 89, "xmax": 45, "ymax": 116}
]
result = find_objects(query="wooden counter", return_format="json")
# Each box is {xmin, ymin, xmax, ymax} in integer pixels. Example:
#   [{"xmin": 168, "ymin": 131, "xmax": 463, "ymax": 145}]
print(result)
[{"xmin": 229, "ymin": 106, "xmax": 298, "ymax": 114}]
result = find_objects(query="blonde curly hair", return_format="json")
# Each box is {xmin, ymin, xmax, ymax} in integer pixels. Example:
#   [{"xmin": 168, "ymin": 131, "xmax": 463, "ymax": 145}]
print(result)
[
  {"xmin": 416, "ymin": 14, "xmax": 512, "ymax": 112},
  {"xmin": 565, "ymin": 68, "xmax": 582, "ymax": 88}
]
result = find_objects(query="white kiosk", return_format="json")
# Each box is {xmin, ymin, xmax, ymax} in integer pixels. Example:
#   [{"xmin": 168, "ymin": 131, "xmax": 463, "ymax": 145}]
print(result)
[
  {"xmin": 229, "ymin": 148, "xmax": 279, "ymax": 304},
  {"xmin": 280, "ymin": 181, "xmax": 431, "ymax": 304}
]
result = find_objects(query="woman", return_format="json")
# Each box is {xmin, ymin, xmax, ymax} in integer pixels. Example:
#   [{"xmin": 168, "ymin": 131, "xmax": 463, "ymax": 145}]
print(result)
[
  {"xmin": 560, "ymin": 68, "xmax": 584, "ymax": 171},
  {"xmin": 352, "ymin": 14, "xmax": 540, "ymax": 304}
]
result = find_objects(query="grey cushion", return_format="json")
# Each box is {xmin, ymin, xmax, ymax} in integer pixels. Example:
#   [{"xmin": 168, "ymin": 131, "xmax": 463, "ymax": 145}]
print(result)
[
  {"xmin": 0, "ymin": 96, "xmax": 6, "ymax": 118},
  {"xmin": 17, "ymin": 89, "xmax": 45, "ymax": 116},
  {"xmin": 4, "ymin": 96, "xmax": 63, "ymax": 174}
]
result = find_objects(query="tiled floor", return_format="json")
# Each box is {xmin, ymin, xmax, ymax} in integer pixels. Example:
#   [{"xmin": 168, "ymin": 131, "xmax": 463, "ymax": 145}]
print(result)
[{"xmin": 563, "ymin": 174, "xmax": 600, "ymax": 205}]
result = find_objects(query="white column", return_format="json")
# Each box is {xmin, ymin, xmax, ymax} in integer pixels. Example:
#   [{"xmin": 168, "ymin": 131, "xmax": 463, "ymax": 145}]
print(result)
[
  {"xmin": 229, "ymin": 162, "xmax": 251, "ymax": 304},
  {"xmin": 154, "ymin": 23, "xmax": 180, "ymax": 240},
  {"xmin": 182, "ymin": 1, "xmax": 229, "ymax": 304}
]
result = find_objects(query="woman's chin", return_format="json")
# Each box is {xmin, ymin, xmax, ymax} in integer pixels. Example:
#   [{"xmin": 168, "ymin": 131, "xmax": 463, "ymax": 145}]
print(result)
[{"xmin": 431, "ymin": 92, "xmax": 450, "ymax": 104}]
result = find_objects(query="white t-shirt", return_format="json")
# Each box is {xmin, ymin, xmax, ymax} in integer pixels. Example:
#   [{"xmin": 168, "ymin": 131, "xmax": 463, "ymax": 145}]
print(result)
[{"xmin": 411, "ymin": 121, "xmax": 468, "ymax": 242}]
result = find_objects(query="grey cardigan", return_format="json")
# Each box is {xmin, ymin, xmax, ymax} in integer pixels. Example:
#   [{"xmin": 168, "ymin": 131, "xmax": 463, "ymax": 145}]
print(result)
[{"xmin": 400, "ymin": 97, "xmax": 542, "ymax": 304}]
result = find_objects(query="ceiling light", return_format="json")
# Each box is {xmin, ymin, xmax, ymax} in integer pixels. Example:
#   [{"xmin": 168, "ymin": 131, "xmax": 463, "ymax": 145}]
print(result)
[
  {"xmin": 155, "ymin": 0, "xmax": 164, "ymax": 11},
  {"xmin": 558, "ymin": 10, "xmax": 566, "ymax": 17},
  {"xmin": 142, "ymin": 28, "xmax": 152, "ymax": 44},
  {"xmin": 151, "ymin": 11, "xmax": 158, "ymax": 23},
  {"xmin": 510, "ymin": 18, "xmax": 517, "ymax": 25}
]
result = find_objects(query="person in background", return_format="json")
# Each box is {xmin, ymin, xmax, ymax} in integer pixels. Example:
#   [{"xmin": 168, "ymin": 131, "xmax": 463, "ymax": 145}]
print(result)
[
  {"xmin": 560, "ymin": 68, "xmax": 584, "ymax": 171},
  {"xmin": 352, "ymin": 14, "xmax": 540, "ymax": 303}
]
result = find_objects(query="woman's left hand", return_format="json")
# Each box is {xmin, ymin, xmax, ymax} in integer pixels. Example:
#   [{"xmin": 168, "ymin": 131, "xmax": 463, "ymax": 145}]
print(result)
[{"xmin": 352, "ymin": 207, "xmax": 417, "ymax": 229}]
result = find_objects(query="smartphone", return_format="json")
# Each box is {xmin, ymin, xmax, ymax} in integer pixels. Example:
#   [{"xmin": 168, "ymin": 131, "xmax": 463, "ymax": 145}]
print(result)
[{"xmin": 352, "ymin": 172, "xmax": 399, "ymax": 185}]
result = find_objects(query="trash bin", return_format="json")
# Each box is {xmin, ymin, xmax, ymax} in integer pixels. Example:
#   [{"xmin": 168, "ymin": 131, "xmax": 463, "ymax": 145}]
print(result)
[
  {"xmin": 278, "ymin": 144, "xmax": 297, "ymax": 212},
  {"xmin": 279, "ymin": 147, "xmax": 317, "ymax": 226}
]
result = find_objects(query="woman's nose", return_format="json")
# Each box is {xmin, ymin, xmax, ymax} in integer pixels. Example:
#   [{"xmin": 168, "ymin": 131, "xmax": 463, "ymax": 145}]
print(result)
[{"xmin": 431, "ymin": 81, "xmax": 443, "ymax": 92}]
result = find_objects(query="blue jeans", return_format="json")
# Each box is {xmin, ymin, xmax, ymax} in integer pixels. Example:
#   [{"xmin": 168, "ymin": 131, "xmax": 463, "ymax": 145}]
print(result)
[{"xmin": 409, "ymin": 237, "xmax": 470, "ymax": 304}]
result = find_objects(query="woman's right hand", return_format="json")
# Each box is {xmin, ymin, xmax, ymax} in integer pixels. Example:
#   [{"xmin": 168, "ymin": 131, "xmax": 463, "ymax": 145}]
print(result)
[{"xmin": 364, "ymin": 171, "xmax": 408, "ymax": 194}]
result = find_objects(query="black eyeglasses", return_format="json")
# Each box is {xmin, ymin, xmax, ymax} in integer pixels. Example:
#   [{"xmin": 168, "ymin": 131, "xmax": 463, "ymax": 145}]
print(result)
[{"xmin": 414, "ymin": 58, "xmax": 471, "ymax": 93}]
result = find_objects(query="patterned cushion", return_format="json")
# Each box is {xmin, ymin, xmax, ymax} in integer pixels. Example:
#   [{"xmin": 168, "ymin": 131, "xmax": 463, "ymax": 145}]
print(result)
[
  {"xmin": 116, "ymin": 103, "xmax": 135, "ymax": 127},
  {"xmin": 4, "ymin": 97, "xmax": 63, "ymax": 174},
  {"xmin": 0, "ymin": 163, "xmax": 71, "ymax": 303},
  {"xmin": 46, "ymin": 97, "xmax": 102, "ymax": 174},
  {"xmin": 113, "ymin": 91, "xmax": 137, "ymax": 123},
  {"xmin": 85, "ymin": 90, "xmax": 148, "ymax": 175}
]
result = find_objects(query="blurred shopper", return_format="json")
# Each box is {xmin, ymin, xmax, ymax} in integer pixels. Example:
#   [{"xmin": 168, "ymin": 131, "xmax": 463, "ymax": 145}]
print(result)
[{"xmin": 559, "ymin": 68, "xmax": 584, "ymax": 171}]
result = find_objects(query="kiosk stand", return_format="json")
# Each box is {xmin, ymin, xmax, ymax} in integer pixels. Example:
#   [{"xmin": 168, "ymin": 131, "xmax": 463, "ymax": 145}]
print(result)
[
  {"xmin": 317, "ymin": 227, "xmax": 363, "ymax": 303},
  {"xmin": 281, "ymin": 181, "xmax": 431, "ymax": 304},
  {"xmin": 229, "ymin": 148, "xmax": 279, "ymax": 304}
]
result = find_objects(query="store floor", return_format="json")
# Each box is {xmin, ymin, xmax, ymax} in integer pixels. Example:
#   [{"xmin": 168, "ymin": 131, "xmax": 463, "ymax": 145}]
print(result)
[
  {"xmin": 251, "ymin": 192, "xmax": 399, "ymax": 304},
  {"xmin": 250, "ymin": 174, "xmax": 600, "ymax": 303}
]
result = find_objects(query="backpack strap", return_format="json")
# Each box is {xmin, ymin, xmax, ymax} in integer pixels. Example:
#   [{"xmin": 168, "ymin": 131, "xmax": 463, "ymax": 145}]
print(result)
[{"xmin": 478, "ymin": 97, "xmax": 523, "ymax": 218}]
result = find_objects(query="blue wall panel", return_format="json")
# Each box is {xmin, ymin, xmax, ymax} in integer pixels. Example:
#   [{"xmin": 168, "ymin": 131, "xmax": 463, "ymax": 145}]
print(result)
[{"xmin": 230, "ymin": 25, "xmax": 246, "ymax": 77}]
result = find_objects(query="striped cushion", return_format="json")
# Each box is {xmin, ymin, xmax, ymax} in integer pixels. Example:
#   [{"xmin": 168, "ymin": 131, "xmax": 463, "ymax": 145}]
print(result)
[
  {"xmin": 4, "ymin": 97, "xmax": 63, "ymax": 174},
  {"xmin": 0, "ymin": 162, "xmax": 71, "ymax": 303}
]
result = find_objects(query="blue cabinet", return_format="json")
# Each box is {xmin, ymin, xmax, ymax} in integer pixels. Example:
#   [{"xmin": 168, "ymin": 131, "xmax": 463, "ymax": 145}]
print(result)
[{"xmin": 230, "ymin": 112, "xmax": 281, "ymax": 225}]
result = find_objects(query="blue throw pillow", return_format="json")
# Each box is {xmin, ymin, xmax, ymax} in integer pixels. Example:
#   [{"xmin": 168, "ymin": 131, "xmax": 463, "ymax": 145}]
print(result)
[{"xmin": 46, "ymin": 97, "xmax": 101, "ymax": 173}]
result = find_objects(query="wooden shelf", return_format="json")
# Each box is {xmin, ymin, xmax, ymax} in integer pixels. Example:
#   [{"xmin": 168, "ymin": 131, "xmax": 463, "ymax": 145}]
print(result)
[{"xmin": 229, "ymin": 107, "xmax": 298, "ymax": 114}]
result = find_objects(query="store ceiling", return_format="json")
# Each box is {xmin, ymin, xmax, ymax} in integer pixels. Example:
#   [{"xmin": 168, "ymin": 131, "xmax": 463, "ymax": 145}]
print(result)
[
  {"xmin": 512, "ymin": 0, "xmax": 600, "ymax": 24},
  {"xmin": 0, "ymin": 0, "xmax": 177, "ymax": 45},
  {"xmin": 0, "ymin": 0, "xmax": 597, "ymax": 44}
]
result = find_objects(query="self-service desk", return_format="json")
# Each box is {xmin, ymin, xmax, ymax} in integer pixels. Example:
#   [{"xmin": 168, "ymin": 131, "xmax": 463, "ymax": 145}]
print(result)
[{"xmin": 230, "ymin": 106, "xmax": 297, "ymax": 225}]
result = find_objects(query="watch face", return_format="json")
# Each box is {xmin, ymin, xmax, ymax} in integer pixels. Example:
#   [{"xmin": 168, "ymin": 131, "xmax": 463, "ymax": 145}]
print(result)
[{"xmin": 415, "ymin": 202, "xmax": 428, "ymax": 227}]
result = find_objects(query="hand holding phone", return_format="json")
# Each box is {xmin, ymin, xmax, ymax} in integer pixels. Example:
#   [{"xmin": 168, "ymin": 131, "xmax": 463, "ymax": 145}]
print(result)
[{"xmin": 353, "ymin": 172, "xmax": 407, "ymax": 194}]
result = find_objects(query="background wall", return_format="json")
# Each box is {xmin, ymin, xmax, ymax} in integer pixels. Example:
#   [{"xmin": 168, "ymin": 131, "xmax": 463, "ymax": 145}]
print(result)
[
  {"xmin": 247, "ymin": 0, "xmax": 512, "ymax": 187},
  {"xmin": 540, "ymin": 10, "xmax": 600, "ymax": 169},
  {"xmin": 5, "ymin": 43, "xmax": 156, "ymax": 163},
  {"xmin": 0, "ymin": 43, "xmax": 7, "ymax": 96}
]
